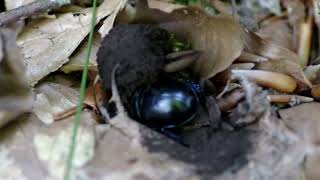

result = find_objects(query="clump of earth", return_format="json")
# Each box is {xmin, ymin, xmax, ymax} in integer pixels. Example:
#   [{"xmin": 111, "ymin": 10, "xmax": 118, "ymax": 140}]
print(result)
[{"xmin": 97, "ymin": 24, "xmax": 258, "ymax": 178}]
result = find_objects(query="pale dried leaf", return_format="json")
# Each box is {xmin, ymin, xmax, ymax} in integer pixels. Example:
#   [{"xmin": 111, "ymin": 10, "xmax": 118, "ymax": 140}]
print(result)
[
  {"xmin": 18, "ymin": 0, "xmax": 125, "ymax": 86},
  {"xmin": 60, "ymin": 33, "xmax": 101, "ymax": 73},
  {"xmin": 98, "ymin": 0, "xmax": 127, "ymax": 37},
  {"xmin": 32, "ymin": 82, "xmax": 79, "ymax": 124},
  {"xmin": 5, "ymin": 0, "xmax": 36, "ymax": 10},
  {"xmin": 0, "ymin": 112, "xmax": 97, "ymax": 179},
  {"xmin": 33, "ymin": 112, "xmax": 95, "ymax": 179},
  {"xmin": 148, "ymin": 0, "xmax": 185, "ymax": 13}
]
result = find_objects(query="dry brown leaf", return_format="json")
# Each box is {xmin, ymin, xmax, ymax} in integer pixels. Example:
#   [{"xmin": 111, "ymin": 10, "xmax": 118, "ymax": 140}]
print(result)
[
  {"xmin": 256, "ymin": 59, "xmax": 312, "ymax": 89},
  {"xmin": 232, "ymin": 70, "xmax": 297, "ymax": 93},
  {"xmin": 160, "ymin": 8, "xmax": 244, "ymax": 80},
  {"xmin": 18, "ymin": 0, "xmax": 125, "ymax": 86},
  {"xmin": 257, "ymin": 19, "xmax": 292, "ymax": 50},
  {"xmin": 244, "ymin": 30, "xmax": 301, "ymax": 65}
]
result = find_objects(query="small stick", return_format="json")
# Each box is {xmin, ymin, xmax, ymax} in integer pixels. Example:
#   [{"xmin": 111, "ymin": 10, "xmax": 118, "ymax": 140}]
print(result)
[
  {"xmin": 0, "ymin": 0, "xmax": 70, "ymax": 26},
  {"xmin": 298, "ymin": 14, "xmax": 313, "ymax": 68},
  {"xmin": 268, "ymin": 94, "xmax": 313, "ymax": 104}
]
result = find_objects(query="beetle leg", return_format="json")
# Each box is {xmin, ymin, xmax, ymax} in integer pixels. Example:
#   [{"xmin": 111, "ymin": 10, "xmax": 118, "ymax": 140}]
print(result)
[
  {"xmin": 164, "ymin": 50, "xmax": 201, "ymax": 72},
  {"xmin": 160, "ymin": 125, "xmax": 189, "ymax": 147}
]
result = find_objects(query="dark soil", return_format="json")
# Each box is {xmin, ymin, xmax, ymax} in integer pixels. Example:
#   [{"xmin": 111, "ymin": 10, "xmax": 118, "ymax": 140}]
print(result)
[
  {"xmin": 97, "ymin": 24, "xmax": 170, "ymax": 115},
  {"xmin": 97, "ymin": 24, "xmax": 255, "ymax": 179}
]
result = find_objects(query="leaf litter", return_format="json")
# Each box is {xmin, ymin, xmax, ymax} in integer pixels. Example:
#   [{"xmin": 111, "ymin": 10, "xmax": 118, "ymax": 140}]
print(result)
[{"xmin": 2, "ymin": 0, "xmax": 320, "ymax": 179}]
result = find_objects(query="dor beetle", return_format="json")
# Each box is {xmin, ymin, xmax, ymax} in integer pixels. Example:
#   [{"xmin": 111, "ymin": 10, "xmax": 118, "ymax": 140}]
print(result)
[{"xmin": 131, "ymin": 74, "xmax": 206, "ymax": 139}]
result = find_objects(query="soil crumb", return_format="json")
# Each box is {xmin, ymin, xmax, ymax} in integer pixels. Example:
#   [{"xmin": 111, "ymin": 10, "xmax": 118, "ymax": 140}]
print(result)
[{"xmin": 97, "ymin": 24, "xmax": 170, "ymax": 114}]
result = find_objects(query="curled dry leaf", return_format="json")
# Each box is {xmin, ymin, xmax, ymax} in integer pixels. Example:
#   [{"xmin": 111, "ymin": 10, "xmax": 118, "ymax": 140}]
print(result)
[
  {"xmin": 256, "ymin": 59, "xmax": 312, "ymax": 89},
  {"xmin": 244, "ymin": 29, "xmax": 312, "ymax": 89},
  {"xmin": 244, "ymin": 30, "xmax": 301, "ymax": 65},
  {"xmin": 18, "ymin": 0, "xmax": 126, "ymax": 86},
  {"xmin": 160, "ymin": 8, "xmax": 245, "ymax": 80},
  {"xmin": 232, "ymin": 70, "xmax": 297, "ymax": 93},
  {"xmin": 238, "ymin": 69, "xmax": 297, "ymax": 92}
]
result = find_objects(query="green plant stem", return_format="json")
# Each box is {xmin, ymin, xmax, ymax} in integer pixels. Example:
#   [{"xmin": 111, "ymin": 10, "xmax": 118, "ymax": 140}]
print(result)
[{"xmin": 63, "ymin": 0, "xmax": 97, "ymax": 179}]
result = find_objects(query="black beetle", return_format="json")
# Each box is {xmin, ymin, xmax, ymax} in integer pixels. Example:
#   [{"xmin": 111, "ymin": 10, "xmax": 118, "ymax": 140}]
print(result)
[{"xmin": 131, "ymin": 75, "xmax": 203, "ymax": 129}]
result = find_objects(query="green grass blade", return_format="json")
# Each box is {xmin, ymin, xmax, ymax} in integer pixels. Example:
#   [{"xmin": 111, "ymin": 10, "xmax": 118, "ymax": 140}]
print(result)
[{"xmin": 64, "ymin": 0, "xmax": 98, "ymax": 179}]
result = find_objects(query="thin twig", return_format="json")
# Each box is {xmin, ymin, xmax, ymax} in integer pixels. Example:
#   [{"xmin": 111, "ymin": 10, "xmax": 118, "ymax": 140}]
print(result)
[{"xmin": 0, "ymin": 0, "xmax": 70, "ymax": 26}]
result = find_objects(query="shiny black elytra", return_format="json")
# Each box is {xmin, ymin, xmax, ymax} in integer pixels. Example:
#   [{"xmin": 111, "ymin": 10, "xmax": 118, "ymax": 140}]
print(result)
[{"xmin": 131, "ymin": 76, "xmax": 202, "ymax": 132}]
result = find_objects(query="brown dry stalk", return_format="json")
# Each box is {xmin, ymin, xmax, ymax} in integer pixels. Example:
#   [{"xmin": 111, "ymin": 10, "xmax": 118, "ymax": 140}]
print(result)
[
  {"xmin": 298, "ymin": 14, "xmax": 313, "ymax": 68},
  {"xmin": 54, "ymin": 106, "xmax": 78, "ymax": 121},
  {"xmin": 267, "ymin": 94, "xmax": 313, "ymax": 104},
  {"xmin": 0, "ymin": 0, "xmax": 70, "ymax": 26}
]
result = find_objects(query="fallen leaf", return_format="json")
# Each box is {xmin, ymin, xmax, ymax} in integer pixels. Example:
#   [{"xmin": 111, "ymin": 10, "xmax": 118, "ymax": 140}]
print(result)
[
  {"xmin": 33, "ymin": 113, "xmax": 96, "ymax": 180},
  {"xmin": 18, "ymin": 0, "xmax": 126, "ymax": 86},
  {"xmin": 60, "ymin": 33, "xmax": 101, "ymax": 73},
  {"xmin": 257, "ymin": 19, "xmax": 292, "ymax": 50},
  {"xmin": 244, "ymin": 30, "xmax": 301, "ymax": 65},
  {"xmin": 160, "ymin": 8, "xmax": 245, "ymax": 80},
  {"xmin": 256, "ymin": 59, "xmax": 312, "ymax": 89},
  {"xmin": 4, "ymin": 0, "xmax": 36, "ymax": 10},
  {"xmin": 33, "ymin": 82, "xmax": 80, "ymax": 124},
  {"xmin": 98, "ymin": 0, "xmax": 127, "ymax": 37},
  {"xmin": 147, "ymin": 0, "xmax": 185, "ymax": 13}
]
